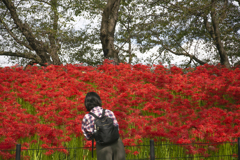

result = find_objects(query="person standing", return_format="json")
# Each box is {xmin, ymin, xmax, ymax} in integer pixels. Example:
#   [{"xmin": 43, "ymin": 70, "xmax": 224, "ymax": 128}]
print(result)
[{"xmin": 81, "ymin": 92, "xmax": 126, "ymax": 160}]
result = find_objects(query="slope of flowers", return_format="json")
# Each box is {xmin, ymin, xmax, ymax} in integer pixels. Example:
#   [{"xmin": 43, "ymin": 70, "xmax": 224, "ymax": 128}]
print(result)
[{"xmin": 0, "ymin": 60, "xmax": 240, "ymax": 159}]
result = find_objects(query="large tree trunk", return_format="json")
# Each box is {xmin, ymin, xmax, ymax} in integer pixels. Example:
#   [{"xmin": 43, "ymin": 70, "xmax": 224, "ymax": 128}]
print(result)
[
  {"xmin": 2, "ymin": 0, "xmax": 62, "ymax": 66},
  {"xmin": 204, "ymin": 0, "xmax": 231, "ymax": 68},
  {"xmin": 211, "ymin": 0, "xmax": 231, "ymax": 68},
  {"xmin": 48, "ymin": 0, "xmax": 62, "ymax": 65},
  {"xmin": 100, "ymin": 0, "xmax": 121, "ymax": 64}
]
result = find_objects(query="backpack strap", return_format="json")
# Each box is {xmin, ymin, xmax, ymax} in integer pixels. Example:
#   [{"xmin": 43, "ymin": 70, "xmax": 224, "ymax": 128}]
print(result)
[
  {"xmin": 89, "ymin": 109, "xmax": 105, "ymax": 158},
  {"xmin": 102, "ymin": 109, "xmax": 106, "ymax": 117},
  {"xmin": 89, "ymin": 109, "xmax": 105, "ymax": 119},
  {"xmin": 89, "ymin": 112, "xmax": 98, "ymax": 119}
]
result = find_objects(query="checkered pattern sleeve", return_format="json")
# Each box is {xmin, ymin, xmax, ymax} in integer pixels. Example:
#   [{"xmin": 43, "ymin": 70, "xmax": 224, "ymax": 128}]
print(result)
[
  {"xmin": 104, "ymin": 109, "xmax": 119, "ymax": 127},
  {"xmin": 81, "ymin": 114, "xmax": 95, "ymax": 140},
  {"xmin": 81, "ymin": 106, "xmax": 119, "ymax": 140}
]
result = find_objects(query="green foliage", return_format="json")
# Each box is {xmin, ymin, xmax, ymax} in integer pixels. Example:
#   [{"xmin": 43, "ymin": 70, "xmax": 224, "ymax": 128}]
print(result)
[
  {"xmin": 1, "ymin": 0, "xmax": 239, "ymax": 67},
  {"xmin": 132, "ymin": 0, "xmax": 240, "ymax": 66},
  {"xmin": 0, "ymin": 0, "xmax": 103, "ymax": 66}
]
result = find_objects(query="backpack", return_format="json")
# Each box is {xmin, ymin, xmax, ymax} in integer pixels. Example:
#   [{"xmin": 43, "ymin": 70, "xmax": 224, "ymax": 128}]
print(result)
[{"xmin": 89, "ymin": 109, "xmax": 119, "ymax": 145}]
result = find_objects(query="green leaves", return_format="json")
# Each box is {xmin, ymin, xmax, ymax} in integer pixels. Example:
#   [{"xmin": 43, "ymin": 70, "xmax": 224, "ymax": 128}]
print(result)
[
  {"xmin": 1, "ymin": 0, "xmax": 239, "ymax": 67},
  {"xmin": 130, "ymin": 0, "xmax": 240, "ymax": 67}
]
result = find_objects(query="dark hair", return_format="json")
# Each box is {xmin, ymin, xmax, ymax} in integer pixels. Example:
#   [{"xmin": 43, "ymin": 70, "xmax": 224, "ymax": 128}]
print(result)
[{"xmin": 84, "ymin": 92, "xmax": 102, "ymax": 111}]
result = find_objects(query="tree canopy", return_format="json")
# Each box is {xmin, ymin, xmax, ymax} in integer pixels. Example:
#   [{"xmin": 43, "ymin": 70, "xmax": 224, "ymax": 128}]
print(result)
[
  {"xmin": 0, "ymin": 0, "xmax": 103, "ymax": 66},
  {"xmin": 1, "ymin": 0, "xmax": 239, "ymax": 68},
  {"xmin": 133, "ymin": 0, "xmax": 240, "ymax": 68}
]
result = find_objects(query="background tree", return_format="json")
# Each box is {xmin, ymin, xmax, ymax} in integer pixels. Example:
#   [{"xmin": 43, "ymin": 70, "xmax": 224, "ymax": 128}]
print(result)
[
  {"xmin": 134, "ymin": 0, "xmax": 240, "ymax": 68},
  {"xmin": 76, "ymin": 0, "xmax": 145, "ymax": 65},
  {"xmin": 0, "ymin": 0, "xmax": 101, "ymax": 67},
  {"xmin": 1, "ymin": 0, "xmax": 63, "ymax": 66}
]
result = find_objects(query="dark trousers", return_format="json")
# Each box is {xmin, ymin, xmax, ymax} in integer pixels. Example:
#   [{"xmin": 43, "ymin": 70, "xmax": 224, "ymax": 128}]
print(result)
[{"xmin": 96, "ymin": 138, "xmax": 126, "ymax": 160}]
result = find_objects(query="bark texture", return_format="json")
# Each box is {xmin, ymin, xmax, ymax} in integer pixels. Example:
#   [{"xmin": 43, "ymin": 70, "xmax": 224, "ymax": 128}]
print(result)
[{"xmin": 100, "ymin": 0, "xmax": 121, "ymax": 64}]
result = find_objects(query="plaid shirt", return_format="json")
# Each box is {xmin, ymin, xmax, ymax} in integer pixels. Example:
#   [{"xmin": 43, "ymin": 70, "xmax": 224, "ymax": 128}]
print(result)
[{"xmin": 81, "ymin": 106, "xmax": 119, "ymax": 140}]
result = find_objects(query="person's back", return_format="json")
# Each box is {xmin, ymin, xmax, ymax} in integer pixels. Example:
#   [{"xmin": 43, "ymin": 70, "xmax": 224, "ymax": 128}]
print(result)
[
  {"xmin": 81, "ymin": 92, "xmax": 126, "ymax": 160},
  {"xmin": 89, "ymin": 108, "xmax": 119, "ymax": 145}
]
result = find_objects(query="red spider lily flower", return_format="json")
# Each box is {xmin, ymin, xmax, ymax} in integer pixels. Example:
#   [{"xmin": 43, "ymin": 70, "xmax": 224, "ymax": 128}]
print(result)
[
  {"xmin": 133, "ymin": 151, "xmax": 139, "ymax": 155},
  {"xmin": 45, "ymin": 150, "xmax": 55, "ymax": 156},
  {"xmin": 125, "ymin": 149, "xmax": 131, "ymax": 154},
  {"xmin": 31, "ymin": 140, "xmax": 37, "ymax": 144}
]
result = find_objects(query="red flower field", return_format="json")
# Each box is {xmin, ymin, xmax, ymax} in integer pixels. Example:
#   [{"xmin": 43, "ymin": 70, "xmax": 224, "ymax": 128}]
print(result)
[{"xmin": 0, "ymin": 60, "xmax": 240, "ymax": 159}]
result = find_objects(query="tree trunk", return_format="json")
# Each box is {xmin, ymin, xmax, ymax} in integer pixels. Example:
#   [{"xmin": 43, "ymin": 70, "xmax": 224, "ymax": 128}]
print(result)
[
  {"xmin": 128, "ymin": 36, "xmax": 132, "ymax": 64},
  {"xmin": 210, "ymin": 0, "xmax": 231, "ymax": 68},
  {"xmin": 100, "ymin": 0, "xmax": 121, "ymax": 64},
  {"xmin": 48, "ymin": 0, "xmax": 62, "ymax": 65}
]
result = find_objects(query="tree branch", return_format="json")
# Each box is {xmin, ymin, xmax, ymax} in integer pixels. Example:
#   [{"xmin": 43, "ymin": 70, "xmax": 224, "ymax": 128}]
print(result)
[
  {"xmin": 115, "ymin": 44, "xmax": 128, "ymax": 53},
  {"xmin": 211, "ymin": 0, "xmax": 230, "ymax": 68},
  {"xmin": 0, "ymin": 18, "xmax": 33, "ymax": 51},
  {"xmin": 0, "ymin": 51, "xmax": 41, "ymax": 62},
  {"xmin": 203, "ymin": 15, "xmax": 215, "ymax": 39},
  {"xmin": 154, "ymin": 0, "xmax": 213, "ymax": 18},
  {"xmin": 2, "ymin": 0, "xmax": 51, "ymax": 64},
  {"xmin": 0, "ymin": 51, "xmax": 50, "ymax": 66},
  {"xmin": 35, "ymin": 0, "xmax": 51, "ymax": 5},
  {"xmin": 159, "ymin": 42, "xmax": 206, "ymax": 65},
  {"xmin": 218, "ymin": 0, "xmax": 228, "ymax": 22}
]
